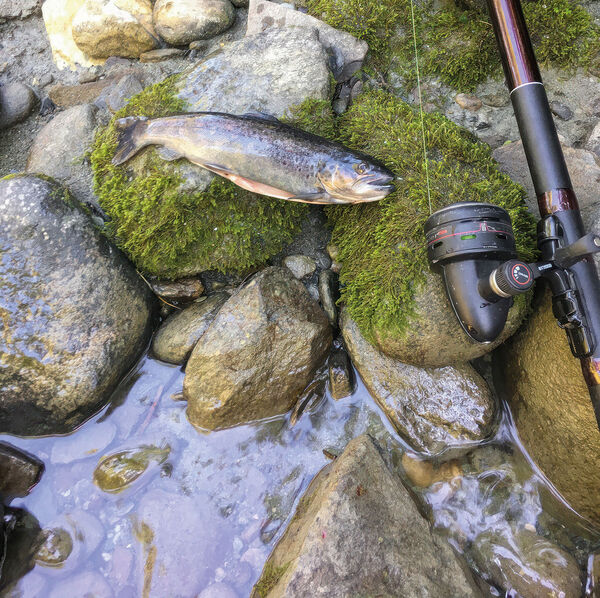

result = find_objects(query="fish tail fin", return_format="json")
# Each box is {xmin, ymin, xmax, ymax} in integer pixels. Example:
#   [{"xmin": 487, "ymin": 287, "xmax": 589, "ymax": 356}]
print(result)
[{"xmin": 111, "ymin": 116, "xmax": 149, "ymax": 166}]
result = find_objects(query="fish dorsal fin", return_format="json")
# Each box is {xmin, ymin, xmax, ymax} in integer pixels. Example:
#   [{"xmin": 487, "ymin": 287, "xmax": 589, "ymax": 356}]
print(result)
[
  {"xmin": 157, "ymin": 146, "xmax": 183, "ymax": 161},
  {"xmin": 242, "ymin": 112, "xmax": 281, "ymax": 123}
]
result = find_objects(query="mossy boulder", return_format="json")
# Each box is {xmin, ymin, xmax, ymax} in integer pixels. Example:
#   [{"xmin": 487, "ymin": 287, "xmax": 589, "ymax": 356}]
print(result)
[
  {"xmin": 90, "ymin": 27, "xmax": 333, "ymax": 279},
  {"xmin": 499, "ymin": 289, "xmax": 600, "ymax": 527},
  {"xmin": 324, "ymin": 91, "xmax": 535, "ymax": 365}
]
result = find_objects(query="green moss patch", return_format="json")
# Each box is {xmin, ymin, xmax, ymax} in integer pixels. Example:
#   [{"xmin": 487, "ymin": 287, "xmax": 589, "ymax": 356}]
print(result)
[
  {"xmin": 324, "ymin": 90, "xmax": 536, "ymax": 340},
  {"xmin": 90, "ymin": 76, "xmax": 307, "ymax": 279},
  {"xmin": 253, "ymin": 562, "xmax": 291, "ymax": 597}
]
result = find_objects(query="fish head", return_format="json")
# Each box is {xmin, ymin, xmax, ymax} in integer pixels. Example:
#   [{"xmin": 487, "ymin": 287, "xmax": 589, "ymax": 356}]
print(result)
[{"xmin": 319, "ymin": 155, "xmax": 396, "ymax": 203}]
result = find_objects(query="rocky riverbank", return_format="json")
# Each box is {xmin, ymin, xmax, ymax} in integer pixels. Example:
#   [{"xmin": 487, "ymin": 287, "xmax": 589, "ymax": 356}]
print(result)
[{"xmin": 1, "ymin": 0, "xmax": 600, "ymax": 595}]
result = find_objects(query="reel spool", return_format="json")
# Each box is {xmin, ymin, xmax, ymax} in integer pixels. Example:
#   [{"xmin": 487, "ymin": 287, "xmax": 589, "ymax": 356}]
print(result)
[{"xmin": 425, "ymin": 202, "xmax": 534, "ymax": 343}]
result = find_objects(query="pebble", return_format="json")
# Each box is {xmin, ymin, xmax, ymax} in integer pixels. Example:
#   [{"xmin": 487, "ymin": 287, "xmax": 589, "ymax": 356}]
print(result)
[
  {"xmin": 550, "ymin": 101, "xmax": 573, "ymax": 121},
  {"xmin": 328, "ymin": 348, "xmax": 353, "ymax": 400},
  {"xmin": 149, "ymin": 277, "xmax": 205, "ymax": 301},
  {"xmin": 326, "ymin": 243, "xmax": 340, "ymax": 262},
  {"xmin": 401, "ymin": 452, "xmax": 462, "ymax": 488},
  {"xmin": 35, "ymin": 527, "xmax": 73, "ymax": 567},
  {"xmin": 585, "ymin": 121, "xmax": 600, "ymax": 157},
  {"xmin": 318, "ymin": 269, "xmax": 339, "ymax": 326},
  {"xmin": 32, "ymin": 73, "xmax": 54, "ymax": 88},
  {"xmin": 48, "ymin": 79, "xmax": 113, "ymax": 108},
  {"xmin": 0, "ymin": 82, "xmax": 36, "ymax": 129},
  {"xmin": 455, "ymin": 93, "xmax": 482, "ymax": 111},
  {"xmin": 140, "ymin": 48, "xmax": 186, "ymax": 63},
  {"xmin": 283, "ymin": 254, "xmax": 316, "ymax": 279},
  {"xmin": 101, "ymin": 74, "xmax": 143, "ymax": 113},
  {"xmin": 586, "ymin": 96, "xmax": 600, "ymax": 117}
]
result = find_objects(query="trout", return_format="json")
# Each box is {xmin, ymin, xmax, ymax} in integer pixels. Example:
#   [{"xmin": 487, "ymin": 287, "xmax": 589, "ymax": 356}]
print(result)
[{"xmin": 111, "ymin": 112, "xmax": 395, "ymax": 204}]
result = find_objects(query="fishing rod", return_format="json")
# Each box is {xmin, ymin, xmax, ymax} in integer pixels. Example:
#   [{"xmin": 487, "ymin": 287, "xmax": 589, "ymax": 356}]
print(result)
[{"xmin": 424, "ymin": 0, "xmax": 600, "ymax": 431}]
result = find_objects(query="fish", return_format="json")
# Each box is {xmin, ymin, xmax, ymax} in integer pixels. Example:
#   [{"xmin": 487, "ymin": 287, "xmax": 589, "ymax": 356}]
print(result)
[{"xmin": 111, "ymin": 112, "xmax": 396, "ymax": 204}]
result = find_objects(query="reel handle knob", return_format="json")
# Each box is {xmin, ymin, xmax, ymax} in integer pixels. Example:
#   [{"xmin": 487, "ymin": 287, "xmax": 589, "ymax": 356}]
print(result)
[{"xmin": 489, "ymin": 259, "xmax": 534, "ymax": 298}]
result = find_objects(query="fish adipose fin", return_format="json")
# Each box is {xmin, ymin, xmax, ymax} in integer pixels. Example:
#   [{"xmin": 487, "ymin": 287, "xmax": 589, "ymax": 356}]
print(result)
[
  {"xmin": 157, "ymin": 146, "xmax": 183, "ymax": 161},
  {"xmin": 112, "ymin": 116, "xmax": 149, "ymax": 166}
]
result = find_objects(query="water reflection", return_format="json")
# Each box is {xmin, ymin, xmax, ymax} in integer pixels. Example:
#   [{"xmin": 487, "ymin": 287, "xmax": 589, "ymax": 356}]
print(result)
[{"xmin": 0, "ymin": 354, "xmax": 598, "ymax": 597}]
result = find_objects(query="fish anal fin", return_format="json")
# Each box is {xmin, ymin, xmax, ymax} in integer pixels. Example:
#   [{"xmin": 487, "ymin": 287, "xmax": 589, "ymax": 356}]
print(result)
[
  {"xmin": 157, "ymin": 146, "xmax": 183, "ymax": 161},
  {"xmin": 287, "ymin": 192, "xmax": 332, "ymax": 204}
]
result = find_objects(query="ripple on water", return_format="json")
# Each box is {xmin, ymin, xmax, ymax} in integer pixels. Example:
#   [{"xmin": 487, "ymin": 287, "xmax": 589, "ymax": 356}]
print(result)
[{"xmin": 0, "ymin": 353, "xmax": 598, "ymax": 597}]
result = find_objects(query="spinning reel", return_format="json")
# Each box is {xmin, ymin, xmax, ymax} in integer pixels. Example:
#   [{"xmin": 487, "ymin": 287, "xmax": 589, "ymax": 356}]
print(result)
[{"xmin": 425, "ymin": 202, "xmax": 600, "ymax": 350}]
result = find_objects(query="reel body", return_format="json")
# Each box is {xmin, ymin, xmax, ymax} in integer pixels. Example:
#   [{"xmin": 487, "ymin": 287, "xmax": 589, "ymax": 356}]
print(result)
[{"xmin": 425, "ymin": 202, "xmax": 533, "ymax": 343}]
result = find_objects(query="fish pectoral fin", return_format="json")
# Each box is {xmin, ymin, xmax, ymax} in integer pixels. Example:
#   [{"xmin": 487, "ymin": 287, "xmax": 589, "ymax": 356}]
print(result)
[
  {"xmin": 202, "ymin": 162, "xmax": 235, "ymax": 175},
  {"xmin": 157, "ymin": 146, "xmax": 183, "ymax": 161},
  {"xmin": 242, "ymin": 112, "xmax": 281, "ymax": 123},
  {"xmin": 287, "ymin": 192, "xmax": 332, "ymax": 204}
]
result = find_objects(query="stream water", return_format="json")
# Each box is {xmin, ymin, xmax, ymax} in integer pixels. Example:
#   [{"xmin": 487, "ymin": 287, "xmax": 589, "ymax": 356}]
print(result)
[{"xmin": 1, "ymin": 352, "xmax": 599, "ymax": 597}]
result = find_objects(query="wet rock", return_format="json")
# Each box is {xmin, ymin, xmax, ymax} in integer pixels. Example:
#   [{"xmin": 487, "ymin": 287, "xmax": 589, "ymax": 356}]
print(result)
[
  {"xmin": 151, "ymin": 292, "xmax": 229, "ymax": 364},
  {"xmin": 48, "ymin": 571, "xmax": 113, "ymax": 598},
  {"xmin": 585, "ymin": 120, "xmax": 600, "ymax": 157},
  {"xmin": 455, "ymin": 93, "xmax": 482, "ymax": 111},
  {"xmin": 48, "ymin": 79, "xmax": 114, "ymax": 108},
  {"xmin": 149, "ymin": 277, "xmax": 205, "ymax": 301},
  {"xmin": 99, "ymin": 73, "xmax": 143, "ymax": 113},
  {"xmin": 26, "ymin": 104, "xmax": 98, "ymax": 208},
  {"xmin": 283, "ymin": 254, "xmax": 316, "ymax": 279},
  {"xmin": 0, "ymin": 507, "xmax": 42, "ymax": 592},
  {"xmin": 93, "ymin": 445, "xmax": 170, "ymax": 492},
  {"xmin": 500, "ymin": 289, "xmax": 600, "ymax": 527},
  {"xmin": 481, "ymin": 92, "xmax": 509, "ymax": 108},
  {"xmin": 35, "ymin": 527, "xmax": 73, "ymax": 567},
  {"xmin": 246, "ymin": 0, "xmax": 368, "ymax": 80},
  {"xmin": 50, "ymin": 422, "xmax": 116, "ymax": 464},
  {"xmin": 184, "ymin": 267, "xmax": 331, "ymax": 430},
  {"xmin": 251, "ymin": 435, "xmax": 483, "ymax": 597},
  {"xmin": 153, "ymin": 0, "xmax": 235, "ymax": 45},
  {"xmin": 401, "ymin": 452, "xmax": 462, "ymax": 488},
  {"xmin": 341, "ymin": 310, "xmax": 495, "ymax": 454},
  {"xmin": 72, "ymin": 0, "xmax": 159, "ymax": 59},
  {"xmin": 199, "ymin": 583, "xmax": 239, "ymax": 598},
  {"xmin": 140, "ymin": 47, "xmax": 186, "ymax": 62},
  {"xmin": 471, "ymin": 528, "xmax": 582, "ymax": 597},
  {"xmin": 0, "ymin": 442, "xmax": 44, "ymax": 499},
  {"xmin": 0, "ymin": 0, "xmax": 40, "ymax": 20},
  {"xmin": 0, "ymin": 82, "xmax": 36, "ymax": 129},
  {"xmin": 0, "ymin": 175, "xmax": 154, "ymax": 435},
  {"xmin": 177, "ymin": 27, "xmax": 330, "ymax": 118},
  {"xmin": 328, "ymin": 347, "xmax": 353, "ymax": 399},
  {"xmin": 372, "ymin": 271, "xmax": 526, "ymax": 367},
  {"xmin": 550, "ymin": 100, "xmax": 573, "ymax": 121},
  {"xmin": 137, "ymin": 489, "xmax": 228, "ymax": 596},
  {"xmin": 318, "ymin": 269, "xmax": 338, "ymax": 326}
]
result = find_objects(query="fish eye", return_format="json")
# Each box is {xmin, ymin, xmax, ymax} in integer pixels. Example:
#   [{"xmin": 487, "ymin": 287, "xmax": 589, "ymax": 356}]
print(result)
[{"xmin": 354, "ymin": 162, "xmax": 368, "ymax": 175}]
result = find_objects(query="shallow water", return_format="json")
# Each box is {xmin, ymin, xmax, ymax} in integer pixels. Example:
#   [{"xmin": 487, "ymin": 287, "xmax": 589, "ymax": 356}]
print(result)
[{"xmin": 1, "ymin": 353, "xmax": 599, "ymax": 597}]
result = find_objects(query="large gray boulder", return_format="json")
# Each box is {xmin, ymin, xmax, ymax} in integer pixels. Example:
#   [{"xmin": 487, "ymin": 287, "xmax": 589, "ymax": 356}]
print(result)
[
  {"xmin": 184, "ymin": 267, "xmax": 331, "ymax": 430},
  {"xmin": 341, "ymin": 310, "xmax": 495, "ymax": 454},
  {"xmin": 251, "ymin": 435, "xmax": 483, "ymax": 598},
  {"xmin": 26, "ymin": 104, "xmax": 98, "ymax": 209},
  {"xmin": 246, "ymin": 0, "xmax": 368, "ymax": 80},
  {"xmin": 0, "ymin": 175, "xmax": 154, "ymax": 435}
]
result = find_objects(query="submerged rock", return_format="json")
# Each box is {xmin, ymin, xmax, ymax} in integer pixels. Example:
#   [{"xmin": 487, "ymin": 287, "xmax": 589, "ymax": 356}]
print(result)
[
  {"xmin": 93, "ymin": 445, "xmax": 170, "ymax": 492},
  {"xmin": 153, "ymin": 0, "xmax": 235, "ymax": 45},
  {"xmin": 283, "ymin": 255, "xmax": 316, "ymax": 280},
  {"xmin": 318, "ymin": 269, "xmax": 338, "ymax": 326},
  {"xmin": 251, "ymin": 435, "xmax": 483, "ymax": 597},
  {"xmin": 0, "ymin": 442, "xmax": 44, "ymax": 500},
  {"xmin": 471, "ymin": 528, "xmax": 582, "ymax": 597},
  {"xmin": 35, "ymin": 527, "xmax": 73, "ymax": 567},
  {"xmin": 149, "ymin": 277, "xmax": 204, "ymax": 301},
  {"xmin": 246, "ymin": 0, "xmax": 368, "ymax": 80},
  {"xmin": 341, "ymin": 310, "xmax": 495, "ymax": 454},
  {"xmin": 0, "ymin": 82, "xmax": 36, "ymax": 129},
  {"xmin": 26, "ymin": 104, "xmax": 99, "ymax": 208},
  {"xmin": 500, "ymin": 289, "xmax": 600, "ymax": 527},
  {"xmin": 151, "ymin": 292, "xmax": 229, "ymax": 364},
  {"xmin": 0, "ymin": 175, "xmax": 154, "ymax": 435},
  {"xmin": 72, "ymin": 0, "xmax": 159, "ymax": 59},
  {"xmin": 328, "ymin": 347, "xmax": 353, "ymax": 400},
  {"xmin": 184, "ymin": 267, "xmax": 331, "ymax": 430},
  {"xmin": 372, "ymin": 272, "xmax": 527, "ymax": 367}
]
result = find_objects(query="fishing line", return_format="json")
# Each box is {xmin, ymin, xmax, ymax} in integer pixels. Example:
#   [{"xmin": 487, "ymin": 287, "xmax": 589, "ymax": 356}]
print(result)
[{"xmin": 409, "ymin": 0, "xmax": 433, "ymax": 215}]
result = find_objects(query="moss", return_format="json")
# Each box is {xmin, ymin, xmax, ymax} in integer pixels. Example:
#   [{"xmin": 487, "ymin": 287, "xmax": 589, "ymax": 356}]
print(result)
[
  {"xmin": 254, "ymin": 562, "xmax": 291, "ymax": 597},
  {"xmin": 90, "ymin": 76, "xmax": 307, "ymax": 278},
  {"xmin": 326, "ymin": 90, "xmax": 536, "ymax": 340},
  {"xmin": 397, "ymin": 0, "xmax": 600, "ymax": 92}
]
